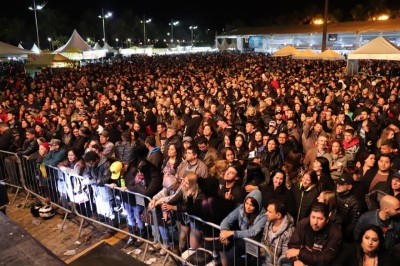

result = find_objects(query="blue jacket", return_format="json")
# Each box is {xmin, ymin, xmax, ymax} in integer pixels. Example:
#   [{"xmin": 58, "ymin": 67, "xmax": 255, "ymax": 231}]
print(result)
[
  {"xmin": 220, "ymin": 189, "xmax": 267, "ymax": 239},
  {"xmin": 354, "ymin": 209, "xmax": 400, "ymax": 251}
]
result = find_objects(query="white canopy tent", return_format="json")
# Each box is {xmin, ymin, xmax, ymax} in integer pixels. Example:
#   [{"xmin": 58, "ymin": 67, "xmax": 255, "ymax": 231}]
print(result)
[
  {"xmin": 0, "ymin": 41, "xmax": 34, "ymax": 57},
  {"xmin": 31, "ymin": 43, "xmax": 41, "ymax": 54},
  {"xmin": 319, "ymin": 49, "xmax": 345, "ymax": 60},
  {"xmin": 292, "ymin": 49, "xmax": 319, "ymax": 59},
  {"xmin": 55, "ymin": 29, "xmax": 92, "ymax": 54},
  {"xmin": 102, "ymin": 42, "xmax": 117, "ymax": 54},
  {"xmin": 348, "ymin": 36, "xmax": 400, "ymax": 60},
  {"xmin": 272, "ymin": 45, "xmax": 299, "ymax": 57}
]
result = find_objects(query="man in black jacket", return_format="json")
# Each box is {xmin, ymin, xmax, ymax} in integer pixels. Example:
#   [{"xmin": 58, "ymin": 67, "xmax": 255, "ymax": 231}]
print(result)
[
  {"xmin": 286, "ymin": 203, "xmax": 342, "ymax": 266},
  {"xmin": 335, "ymin": 174, "xmax": 363, "ymax": 243}
]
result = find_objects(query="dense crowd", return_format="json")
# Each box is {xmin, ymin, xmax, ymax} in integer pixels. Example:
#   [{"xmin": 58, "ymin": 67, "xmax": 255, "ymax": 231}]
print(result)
[{"xmin": 0, "ymin": 52, "xmax": 400, "ymax": 265}]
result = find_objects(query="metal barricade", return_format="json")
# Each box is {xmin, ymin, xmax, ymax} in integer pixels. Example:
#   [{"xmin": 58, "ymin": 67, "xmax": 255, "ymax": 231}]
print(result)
[
  {"xmin": 19, "ymin": 156, "xmax": 72, "ymax": 231},
  {"xmin": 0, "ymin": 150, "xmax": 25, "ymax": 204},
  {"xmin": 181, "ymin": 213, "xmax": 274, "ymax": 266}
]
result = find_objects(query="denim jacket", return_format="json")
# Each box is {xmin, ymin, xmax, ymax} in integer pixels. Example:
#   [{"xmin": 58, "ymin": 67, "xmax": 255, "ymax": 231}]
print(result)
[{"xmin": 354, "ymin": 209, "xmax": 400, "ymax": 251}]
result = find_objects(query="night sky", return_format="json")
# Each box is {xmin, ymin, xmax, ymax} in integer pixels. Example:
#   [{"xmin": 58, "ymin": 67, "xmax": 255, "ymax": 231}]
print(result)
[{"xmin": 3, "ymin": 0, "xmax": 400, "ymax": 27}]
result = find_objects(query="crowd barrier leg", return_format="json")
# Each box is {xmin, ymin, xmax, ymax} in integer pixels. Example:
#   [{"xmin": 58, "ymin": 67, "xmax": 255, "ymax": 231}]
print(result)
[{"xmin": 0, "ymin": 151, "xmax": 24, "ymax": 204}]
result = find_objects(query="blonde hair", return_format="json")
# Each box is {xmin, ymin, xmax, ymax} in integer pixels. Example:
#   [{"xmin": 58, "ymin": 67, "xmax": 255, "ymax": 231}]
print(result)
[
  {"xmin": 209, "ymin": 159, "xmax": 229, "ymax": 179},
  {"xmin": 319, "ymin": 191, "xmax": 336, "ymax": 213},
  {"xmin": 182, "ymin": 173, "xmax": 199, "ymax": 199}
]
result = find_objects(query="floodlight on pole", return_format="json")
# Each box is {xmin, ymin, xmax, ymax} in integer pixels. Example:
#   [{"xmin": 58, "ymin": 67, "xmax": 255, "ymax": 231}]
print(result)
[
  {"xmin": 28, "ymin": 0, "xmax": 47, "ymax": 49},
  {"xmin": 47, "ymin": 37, "xmax": 52, "ymax": 51},
  {"xmin": 321, "ymin": 0, "xmax": 329, "ymax": 52},
  {"xmin": 98, "ymin": 8, "xmax": 112, "ymax": 44},
  {"xmin": 189, "ymin": 25, "xmax": 198, "ymax": 46},
  {"xmin": 169, "ymin": 19, "xmax": 179, "ymax": 43},
  {"xmin": 140, "ymin": 15, "xmax": 152, "ymax": 46}
]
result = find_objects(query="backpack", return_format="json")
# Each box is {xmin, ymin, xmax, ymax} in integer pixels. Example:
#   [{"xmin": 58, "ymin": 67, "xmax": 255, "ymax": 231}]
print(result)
[{"xmin": 365, "ymin": 190, "xmax": 387, "ymax": 210}]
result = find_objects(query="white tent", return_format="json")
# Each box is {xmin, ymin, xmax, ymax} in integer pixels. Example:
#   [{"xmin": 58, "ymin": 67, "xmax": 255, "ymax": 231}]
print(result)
[
  {"xmin": 31, "ymin": 43, "xmax": 41, "ymax": 54},
  {"xmin": 0, "ymin": 41, "xmax": 34, "ymax": 57},
  {"xmin": 348, "ymin": 36, "xmax": 400, "ymax": 60},
  {"xmin": 93, "ymin": 42, "xmax": 103, "ymax": 50},
  {"xmin": 292, "ymin": 49, "xmax": 319, "ymax": 59},
  {"xmin": 102, "ymin": 42, "xmax": 117, "ymax": 54},
  {"xmin": 17, "ymin": 43, "xmax": 24, "ymax": 49},
  {"xmin": 55, "ymin": 29, "xmax": 92, "ymax": 53},
  {"xmin": 319, "ymin": 49, "xmax": 345, "ymax": 60},
  {"xmin": 272, "ymin": 45, "xmax": 299, "ymax": 57}
]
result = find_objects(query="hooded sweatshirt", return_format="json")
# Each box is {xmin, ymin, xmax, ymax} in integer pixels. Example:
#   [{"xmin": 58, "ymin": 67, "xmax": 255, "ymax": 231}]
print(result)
[
  {"xmin": 262, "ymin": 213, "xmax": 295, "ymax": 266},
  {"xmin": 220, "ymin": 189, "xmax": 267, "ymax": 239}
]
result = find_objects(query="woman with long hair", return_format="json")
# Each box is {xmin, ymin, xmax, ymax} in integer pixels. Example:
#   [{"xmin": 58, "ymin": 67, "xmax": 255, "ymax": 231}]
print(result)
[
  {"xmin": 324, "ymin": 139, "xmax": 348, "ymax": 180},
  {"xmin": 317, "ymin": 190, "xmax": 337, "ymax": 220},
  {"xmin": 161, "ymin": 143, "xmax": 183, "ymax": 177},
  {"xmin": 233, "ymin": 133, "xmax": 249, "ymax": 165},
  {"xmin": 376, "ymin": 127, "xmax": 397, "ymax": 151},
  {"xmin": 163, "ymin": 173, "xmax": 202, "ymax": 254},
  {"xmin": 260, "ymin": 138, "xmax": 283, "ymax": 173},
  {"xmin": 288, "ymin": 169, "xmax": 319, "ymax": 224},
  {"xmin": 312, "ymin": 156, "xmax": 335, "ymax": 192},
  {"xmin": 356, "ymin": 151, "xmax": 376, "ymax": 178},
  {"xmin": 282, "ymin": 150, "xmax": 304, "ymax": 189},
  {"xmin": 261, "ymin": 169, "xmax": 288, "ymax": 207},
  {"xmin": 219, "ymin": 189, "xmax": 267, "ymax": 266},
  {"xmin": 220, "ymin": 147, "xmax": 237, "ymax": 166},
  {"xmin": 217, "ymin": 131, "xmax": 235, "ymax": 153},
  {"xmin": 333, "ymin": 225, "xmax": 393, "ymax": 266}
]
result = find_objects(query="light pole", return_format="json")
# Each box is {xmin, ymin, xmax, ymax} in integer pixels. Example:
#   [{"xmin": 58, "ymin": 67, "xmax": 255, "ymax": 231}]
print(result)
[
  {"xmin": 321, "ymin": 0, "xmax": 329, "ymax": 52},
  {"xmin": 169, "ymin": 19, "xmax": 179, "ymax": 43},
  {"xmin": 28, "ymin": 0, "xmax": 47, "ymax": 49},
  {"xmin": 189, "ymin": 25, "xmax": 198, "ymax": 46},
  {"xmin": 98, "ymin": 8, "xmax": 112, "ymax": 44},
  {"xmin": 47, "ymin": 37, "xmax": 52, "ymax": 51},
  {"xmin": 140, "ymin": 15, "xmax": 152, "ymax": 46}
]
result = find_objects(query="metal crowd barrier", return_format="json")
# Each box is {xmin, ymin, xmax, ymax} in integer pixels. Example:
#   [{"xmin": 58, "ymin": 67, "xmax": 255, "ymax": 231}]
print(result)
[
  {"xmin": 20, "ymin": 156, "xmax": 73, "ymax": 231},
  {"xmin": 0, "ymin": 150, "xmax": 25, "ymax": 204},
  {"xmin": 161, "ymin": 213, "xmax": 275, "ymax": 266},
  {"xmin": 3, "ymin": 149, "xmax": 276, "ymax": 266}
]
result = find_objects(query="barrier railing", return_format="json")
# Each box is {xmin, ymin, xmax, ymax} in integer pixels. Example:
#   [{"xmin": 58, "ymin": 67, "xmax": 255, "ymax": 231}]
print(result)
[
  {"xmin": 19, "ymin": 156, "xmax": 73, "ymax": 231},
  {"xmin": 0, "ymin": 151, "xmax": 24, "ymax": 204},
  {"xmin": 3, "ymin": 149, "xmax": 277, "ymax": 266},
  {"xmin": 166, "ymin": 213, "xmax": 275, "ymax": 266}
]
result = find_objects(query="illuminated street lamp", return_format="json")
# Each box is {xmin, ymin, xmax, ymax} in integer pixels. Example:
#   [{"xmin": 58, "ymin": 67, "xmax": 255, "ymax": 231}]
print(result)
[
  {"xmin": 28, "ymin": 0, "xmax": 47, "ymax": 49},
  {"xmin": 189, "ymin": 25, "xmax": 198, "ymax": 46},
  {"xmin": 47, "ymin": 37, "xmax": 52, "ymax": 51},
  {"xmin": 141, "ymin": 15, "xmax": 152, "ymax": 46},
  {"xmin": 98, "ymin": 8, "xmax": 112, "ymax": 43},
  {"xmin": 169, "ymin": 19, "xmax": 179, "ymax": 43}
]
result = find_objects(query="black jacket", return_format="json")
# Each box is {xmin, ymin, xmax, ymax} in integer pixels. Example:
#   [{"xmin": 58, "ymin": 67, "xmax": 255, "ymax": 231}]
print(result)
[
  {"xmin": 288, "ymin": 217, "xmax": 343, "ymax": 266},
  {"xmin": 19, "ymin": 138, "xmax": 39, "ymax": 156},
  {"xmin": 335, "ymin": 191, "xmax": 363, "ymax": 243}
]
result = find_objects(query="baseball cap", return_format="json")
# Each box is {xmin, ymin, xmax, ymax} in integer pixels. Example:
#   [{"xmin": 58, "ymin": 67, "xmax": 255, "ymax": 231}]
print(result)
[
  {"xmin": 269, "ymin": 120, "xmax": 277, "ymax": 128},
  {"xmin": 336, "ymin": 174, "xmax": 354, "ymax": 185},
  {"xmin": 110, "ymin": 161, "xmax": 123, "ymax": 180},
  {"xmin": 275, "ymin": 110, "xmax": 283, "ymax": 115}
]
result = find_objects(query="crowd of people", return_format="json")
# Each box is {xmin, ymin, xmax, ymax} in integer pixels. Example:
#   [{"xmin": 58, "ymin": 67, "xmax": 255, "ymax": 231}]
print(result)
[{"xmin": 0, "ymin": 52, "xmax": 400, "ymax": 265}]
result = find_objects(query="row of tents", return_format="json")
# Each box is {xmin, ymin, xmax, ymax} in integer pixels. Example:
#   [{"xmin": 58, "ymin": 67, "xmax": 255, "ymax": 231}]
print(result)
[
  {"xmin": 0, "ymin": 30, "xmax": 116, "ymax": 58},
  {"xmin": 272, "ymin": 36, "xmax": 400, "ymax": 60}
]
